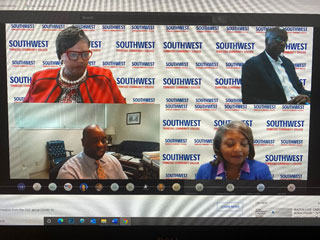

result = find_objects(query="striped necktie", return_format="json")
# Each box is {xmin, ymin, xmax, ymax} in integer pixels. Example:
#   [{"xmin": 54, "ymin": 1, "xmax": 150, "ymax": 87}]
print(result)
[{"xmin": 96, "ymin": 160, "xmax": 107, "ymax": 179}]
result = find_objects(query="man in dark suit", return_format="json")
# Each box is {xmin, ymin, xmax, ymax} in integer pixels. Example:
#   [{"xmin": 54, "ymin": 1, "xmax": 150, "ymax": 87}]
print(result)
[{"xmin": 241, "ymin": 27, "xmax": 311, "ymax": 104}]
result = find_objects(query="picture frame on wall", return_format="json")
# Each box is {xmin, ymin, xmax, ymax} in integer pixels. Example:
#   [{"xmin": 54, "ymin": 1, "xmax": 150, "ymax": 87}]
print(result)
[{"xmin": 126, "ymin": 112, "xmax": 141, "ymax": 125}]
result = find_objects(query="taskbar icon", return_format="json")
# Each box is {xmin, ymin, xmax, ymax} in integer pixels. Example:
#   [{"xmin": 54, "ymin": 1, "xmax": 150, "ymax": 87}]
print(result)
[{"xmin": 44, "ymin": 217, "xmax": 131, "ymax": 226}]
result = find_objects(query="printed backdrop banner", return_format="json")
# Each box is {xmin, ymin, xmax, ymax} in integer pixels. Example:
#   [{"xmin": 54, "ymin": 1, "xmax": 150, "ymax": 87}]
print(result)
[{"xmin": 6, "ymin": 24, "xmax": 313, "ymax": 180}]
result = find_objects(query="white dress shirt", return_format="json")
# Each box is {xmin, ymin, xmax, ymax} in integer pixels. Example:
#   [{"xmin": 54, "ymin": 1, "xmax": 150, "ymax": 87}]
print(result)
[
  {"xmin": 265, "ymin": 51, "xmax": 299, "ymax": 101},
  {"xmin": 57, "ymin": 152, "xmax": 128, "ymax": 179}
]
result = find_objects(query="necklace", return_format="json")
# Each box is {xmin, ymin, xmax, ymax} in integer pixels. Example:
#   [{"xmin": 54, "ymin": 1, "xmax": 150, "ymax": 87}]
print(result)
[
  {"xmin": 225, "ymin": 171, "xmax": 241, "ymax": 180},
  {"xmin": 59, "ymin": 65, "xmax": 87, "ymax": 84}
]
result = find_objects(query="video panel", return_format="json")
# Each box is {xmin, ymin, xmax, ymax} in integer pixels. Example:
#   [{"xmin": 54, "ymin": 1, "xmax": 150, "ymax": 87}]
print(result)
[{"xmin": 1, "ymin": 22, "xmax": 315, "ymax": 194}]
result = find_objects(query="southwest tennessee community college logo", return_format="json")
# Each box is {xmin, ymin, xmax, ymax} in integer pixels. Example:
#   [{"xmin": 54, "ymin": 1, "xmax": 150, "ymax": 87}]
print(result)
[
  {"xmin": 115, "ymin": 41, "xmax": 155, "ymax": 52},
  {"xmin": 102, "ymin": 61, "xmax": 126, "ymax": 68},
  {"xmin": 196, "ymin": 26, "xmax": 219, "ymax": 33},
  {"xmin": 163, "ymin": 41, "xmax": 202, "ymax": 53},
  {"xmin": 265, "ymin": 120, "xmax": 305, "ymax": 131},
  {"xmin": 285, "ymin": 42, "xmax": 308, "ymax": 54},
  {"xmin": 166, "ymin": 62, "xmax": 189, "ymax": 69},
  {"xmin": 162, "ymin": 154, "xmax": 200, "ymax": 165},
  {"xmin": 132, "ymin": 98, "xmax": 155, "ymax": 104},
  {"xmin": 163, "ymin": 78, "xmax": 201, "ymax": 89},
  {"xmin": 42, "ymin": 60, "xmax": 61, "ymax": 68},
  {"xmin": 8, "ymin": 40, "xmax": 49, "ymax": 51},
  {"xmin": 165, "ymin": 139, "xmax": 187, "ymax": 146},
  {"xmin": 11, "ymin": 24, "xmax": 34, "ymax": 31},
  {"xmin": 224, "ymin": 98, "xmax": 247, "ymax": 111},
  {"xmin": 254, "ymin": 105, "xmax": 276, "ymax": 111},
  {"xmin": 196, "ymin": 62, "xmax": 219, "ymax": 69},
  {"xmin": 215, "ymin": 42, "xmax": 255, "ymax": 53},
  {"xmin": 214, "ymin": 78, "xmax": 241, "ymax": 89},
  {"xmin": 116, "ymin": 77, "xmax": 155, "ymax": 88},
  {"xmin": 132, "ymin": 25, "xmax": 154, "ymax": 32},
  {"xmin": 225, "ymin": 26, "xmax": 249, "ymax": 33},
  {"xmin": 73, "ymin": 24, "xmax": 96, "ymax": 31},
  {"xmin": 41, "ymin": 24, "xmax": 65, "ymax": 31},
  {"xmin": 162, "ymin": 119, "xmax": 201, "ymax": 130},
  {"xmin": 90, "ymin": 40, "xmax": 102, "ymax": 52},
  {"xmin": 280, "ymin": 140, "xmax": 303, "ymax": 146},
  {"xmin": 166, "ymin": 25, "xmax": 189, "ymax": 32},
  {"xmin": 102, "ymin": 25, "xmax": 125, "ymax": 32},
  {"xmin": 165, "ymin": 98, "xmax": 188, "ymax": 111},
  {"xmin": 282, "ymin": 105, "xmax": 305, "ymax": 112},
  {"xmin": 195, "ymin": 98, "xmax": 218, "ymax": 111},
  {"xmin": 213, "ymin": 120, "xmax": 253, "ymax": 130},
  {"xmin": 132, "ymin": 61, "xmax": 154, "ymax": 68},
  {"xmin": 254, "ymin": 139, "xmax": 275, "ymax": 146},
  {"xmin": 9, "ymin": 76, "xmax": 31, "ymax": 87},
  {"xmin": 12, "ymin": 60, "xmax": 35, "ymax": 67},
  {"xmin": 265, "ymin": 154, "xmax": 303, "ymax": 166}
]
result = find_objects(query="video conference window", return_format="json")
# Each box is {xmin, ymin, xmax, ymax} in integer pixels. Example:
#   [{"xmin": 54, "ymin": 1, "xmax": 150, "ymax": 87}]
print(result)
[
  {"xmin": 9, "ymin": 103, "xmax": 160, "ymax": 179},
  {"xmin": 6, "ymin": 24, "xmax": 312, "ymax": 181}
]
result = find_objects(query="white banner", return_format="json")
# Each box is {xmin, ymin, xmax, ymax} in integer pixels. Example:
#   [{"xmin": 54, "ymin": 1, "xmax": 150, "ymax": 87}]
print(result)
[{"xmin": 6, "ymin": 24, "xmax": 313, "ymax": 179}]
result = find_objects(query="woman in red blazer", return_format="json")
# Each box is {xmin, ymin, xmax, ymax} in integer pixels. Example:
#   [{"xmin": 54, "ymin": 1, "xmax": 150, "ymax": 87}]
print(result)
[{"xmin": 23, "ymin": 26, "xmax": 126, "ymax": 103}]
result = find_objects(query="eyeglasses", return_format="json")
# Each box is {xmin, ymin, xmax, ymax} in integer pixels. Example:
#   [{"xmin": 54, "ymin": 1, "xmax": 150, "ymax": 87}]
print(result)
[{"xmin": 65, "ymin": 50, "xmax": 93, "ymax": 61}]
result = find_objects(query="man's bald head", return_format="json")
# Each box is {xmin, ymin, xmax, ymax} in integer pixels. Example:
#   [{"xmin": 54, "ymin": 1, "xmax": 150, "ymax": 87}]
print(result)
[
  {"xmin": 82, "ymin": 124, "xmax": 104, "ymax": 139},
  {"xmin": 82, "ymin": 124, "xmax": 107, "ymax": 160}
]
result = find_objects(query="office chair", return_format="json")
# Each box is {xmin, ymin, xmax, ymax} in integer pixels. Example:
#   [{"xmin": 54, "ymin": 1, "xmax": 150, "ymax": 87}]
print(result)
[{"xmin": 46, "ymin": 140, "xmax": 74, "ymax": 169}]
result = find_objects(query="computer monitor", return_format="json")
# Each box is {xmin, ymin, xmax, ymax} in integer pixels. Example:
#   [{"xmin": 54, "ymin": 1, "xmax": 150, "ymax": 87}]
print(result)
[{"xmin": 0, "ymin": 0, "xmax": 320, "ymax": 237}]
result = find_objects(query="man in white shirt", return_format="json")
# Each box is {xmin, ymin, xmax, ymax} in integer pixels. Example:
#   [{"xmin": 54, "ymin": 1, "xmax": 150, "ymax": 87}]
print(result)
[
  {"xmin": 241, "ymin": 27, "xmax": 311, "ymax": 104},
  {"xmin": 57, "ymin": 124, "xmax": 128, "ymax": 179}
]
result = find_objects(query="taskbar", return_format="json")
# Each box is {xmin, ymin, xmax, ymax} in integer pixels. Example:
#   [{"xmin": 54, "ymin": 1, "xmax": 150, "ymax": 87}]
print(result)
[
  {"xmin": 0, "ymin": 180, "xmax": 319, "ymax": 195},
  {"xmin": 44, "ymin": 216, "xmax": 320, "ymax": 226}
]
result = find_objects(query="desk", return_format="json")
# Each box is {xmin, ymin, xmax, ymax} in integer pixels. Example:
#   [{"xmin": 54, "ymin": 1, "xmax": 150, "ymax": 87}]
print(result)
[{"xmin": 140, "ymin": 159, "xmax": 159, "ymax": 179}]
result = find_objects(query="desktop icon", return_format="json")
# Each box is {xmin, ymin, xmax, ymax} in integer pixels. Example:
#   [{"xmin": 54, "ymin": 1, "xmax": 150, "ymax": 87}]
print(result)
[
  {"xmin": 32, "ymin": 182, "xmax": 42, "ymax": 191},
  {"xmin": 68, "ymin": 218, "xmax": 75, "ymax": 224},
  {"xmin": 157, "ymin": 183, "xmax": 165, "ymax": 192},
  {"xmin": 110, "ymin": 183, "xmax": 120, "ymax": 192},
  {"xmin": 57, "ymin": 218, "xmax": 64, "ymax": 224},
  {"xmin": 79, "ymin": 218, "xmax": 85, "ymax": 224},
  {"xmin": 100, "ymin": 218, "xmax": 107, "ymax": 224},
  {"xmin": 172, "ymin": 183, "xmax": 181, "ymax": 192},
  {"xmin": 95, "ymin": 183, "xmax": 104, "ymax": 191},
  {"xmin": 64, "ymin": 183, "xmax": 72, "ymax": 191},
  {"xmin": 126, "ymin": 183, "xmax": 135, "ymax": 192},
  {"xmin": 111, "ymin": 218, "xmax": 119, "ymax": 224},
  {"xmin": 226, "ymin": 183, "xmax": 235, "ymax": 192},
  {"xmin": 48, "ymin": 183, "xmax": 57, "ymax": 192},
  {"xmin": 195, "ymin": 183, "xmax": 204, "ymax": 192},
  {"xmin": 79, "ymin": 183, "xmax": 88, "ymax": 192},
  {"xmin": 120, "ymin": 217, "xmax": 131, "ymax": 226},
  {"xmin": 90, "ymin": 218, "xmax": 97, "ymax": 224},
  {"xmin": 257, "ymin": 183, "xmax": 265, "ymax": 192},
  {"xmin": 17, "ymin": 183, "xmax": 26, "ymax": 191},
  {"xmin": 287, "ymin": 184, "xmax": 296, "ymax": 192}
]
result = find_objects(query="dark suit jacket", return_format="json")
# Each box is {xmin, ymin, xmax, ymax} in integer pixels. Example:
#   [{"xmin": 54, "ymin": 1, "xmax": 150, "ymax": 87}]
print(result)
[{"xmin": 241, "ymin": 51, "xmax": 311, "ymax": 104}]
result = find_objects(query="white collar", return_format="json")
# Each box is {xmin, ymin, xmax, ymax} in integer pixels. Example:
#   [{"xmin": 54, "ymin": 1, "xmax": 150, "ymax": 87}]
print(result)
[{"xmin": 265, "ymin": 51, "xmax": 283, "ymax": 65}]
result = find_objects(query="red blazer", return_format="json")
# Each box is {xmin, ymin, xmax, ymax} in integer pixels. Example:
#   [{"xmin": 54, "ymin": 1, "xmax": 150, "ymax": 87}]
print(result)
[{"xmin": 23, "ymin": 66, "xmax": 126, "ymax": 103}]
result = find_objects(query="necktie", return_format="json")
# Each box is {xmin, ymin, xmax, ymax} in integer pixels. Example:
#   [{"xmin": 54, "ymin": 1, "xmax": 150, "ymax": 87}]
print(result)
[{"xmin": 96, "ymin": 160, "xmax": 107, "ymax": 179}]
